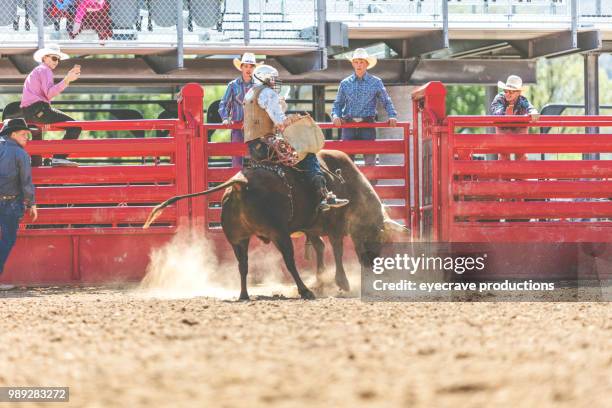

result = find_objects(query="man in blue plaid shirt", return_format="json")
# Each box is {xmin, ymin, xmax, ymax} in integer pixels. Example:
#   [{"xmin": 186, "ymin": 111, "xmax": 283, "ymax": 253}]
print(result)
[
  {"xmin": 219, "ymin": 53, "xmax": 261, "ymax": 167},
  {"xmin": 490, "ymin": 75, "xmax": 539, "ymax": 160},
  {"xmin": 332, "ymin": 48, "xmax": 397, "ymax": 167}
]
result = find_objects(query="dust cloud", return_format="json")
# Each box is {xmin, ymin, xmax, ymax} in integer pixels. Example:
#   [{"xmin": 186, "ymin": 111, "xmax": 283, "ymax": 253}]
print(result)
[{"xmin": 136, "ymin": 232, "xmax": 354, "ymax": 300}]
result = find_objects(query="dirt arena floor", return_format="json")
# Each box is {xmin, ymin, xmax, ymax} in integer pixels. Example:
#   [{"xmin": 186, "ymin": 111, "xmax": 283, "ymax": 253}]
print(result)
[
  {"xmin": 1, "ymin": 286, "xmax": 610, "ymax": 408},
  {"xmin": 1, "ymin": 235, "xmax": 610, "ymax": 408}
]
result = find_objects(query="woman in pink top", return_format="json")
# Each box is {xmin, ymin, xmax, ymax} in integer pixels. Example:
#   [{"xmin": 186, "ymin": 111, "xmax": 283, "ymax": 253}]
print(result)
[
  {"xmin": 20, "ymin": 44, "xmax": 81, "ymax": 166},
  {"xmin": 70, "ymin": 0, "xmax": 113, "ymax": 43}
]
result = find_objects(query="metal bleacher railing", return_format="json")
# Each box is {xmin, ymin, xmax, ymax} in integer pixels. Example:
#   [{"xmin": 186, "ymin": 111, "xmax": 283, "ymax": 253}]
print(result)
[
  {"xmin": 328, "ymin": 1, "xmax": 608, "ymax": 25},
  {"xmin": 0, "ymin": 0, "xmax": 318, "ymax": 48},
  {"xmin": 0, "ymin": 1, "xmax": 609, "ymax": 51}
]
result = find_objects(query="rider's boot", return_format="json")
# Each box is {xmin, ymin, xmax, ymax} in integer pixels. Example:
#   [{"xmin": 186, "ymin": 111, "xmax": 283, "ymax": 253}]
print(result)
[{"xmin": 313, "ymin": 175, "xmax": 349, "ymax": 212}]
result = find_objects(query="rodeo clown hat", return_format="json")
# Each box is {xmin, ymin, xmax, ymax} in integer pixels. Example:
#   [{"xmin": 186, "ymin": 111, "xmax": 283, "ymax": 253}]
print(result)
[
  {"xmin": 347, "ymin": 48, "xmax": 377, "ymax": 69},
  {"xmin": 34, "ymin": 44, "xmax": 70, "ymax": 63},
  {"xmin": 233, "ymin": 53, "xmax": 262, "ymax": 71},
  {"xmin": 498, "ymin": 75, "xmax": 524, "ymax": 91}
]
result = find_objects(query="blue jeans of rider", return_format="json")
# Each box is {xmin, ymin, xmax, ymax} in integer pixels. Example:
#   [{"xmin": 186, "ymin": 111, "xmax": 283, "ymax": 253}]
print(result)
[
  {"xmin": 0, "ymin": 199, "xmax": 24, "ymax": 275},
  {"xmin": 296, "ymin": 153, "xmax": 322, "ymax": 183}
]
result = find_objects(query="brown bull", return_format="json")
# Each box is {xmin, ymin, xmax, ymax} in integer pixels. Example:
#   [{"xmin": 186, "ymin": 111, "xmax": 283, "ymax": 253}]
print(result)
[{"xmin": 144, "ymin": 149, "xmax": 407, "ymax": 300}]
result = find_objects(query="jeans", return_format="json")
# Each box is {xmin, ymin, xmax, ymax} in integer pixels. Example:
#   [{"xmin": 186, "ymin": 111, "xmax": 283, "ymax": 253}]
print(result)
[
  {"xmin": 23, "ymin": 101, "xmax": 81, "ymax": 165},
  {"xmin": 231, "ymin": 129, "xmax": 244, "ymax": 168},
  {"xmin": 0, "ymin": 199, "xmax": 24, "ymax": 274},
  {"xmin": 296, "ymin": 153, "xmax": 323, "ymax": 183},
  {"xmin": 341, "ymin": 118, "xmax": 377, "ymax": 166}
]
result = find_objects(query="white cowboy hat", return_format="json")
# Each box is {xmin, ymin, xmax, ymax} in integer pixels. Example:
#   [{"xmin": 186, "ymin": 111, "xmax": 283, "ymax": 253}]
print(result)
[
  {"xmin": 232, "ymin": 53, "xmax": 261, "ymax": 71},
  {"xmin": 347, "ymin": 48, "xmax": 377, "ymax": 70},
  {"xmin": 33, "ymin": 44, "xmax": 70, "ymax": 63},
  {"xmin": 498, "ymin": 75, "xmax": 523, "ymax": 91}
]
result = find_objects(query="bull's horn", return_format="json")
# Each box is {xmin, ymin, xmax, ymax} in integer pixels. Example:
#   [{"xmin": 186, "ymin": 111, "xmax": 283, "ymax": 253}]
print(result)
[
  {"xmin": 384, "ymin": 218, "xmax": 410, "ymax": 234},
  {"xmin": 143, "ymin": 172, "xmax": 247, "ymax": 229}
]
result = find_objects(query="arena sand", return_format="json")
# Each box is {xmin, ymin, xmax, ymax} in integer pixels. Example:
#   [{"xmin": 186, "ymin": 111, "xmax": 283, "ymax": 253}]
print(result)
[{"xmin": 0, "ymin": 233, "xmax": 610, "ymax": 407}]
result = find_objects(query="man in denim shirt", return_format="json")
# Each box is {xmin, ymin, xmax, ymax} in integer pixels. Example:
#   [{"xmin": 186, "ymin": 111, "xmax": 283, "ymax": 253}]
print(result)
[
  {"xmin": 490, "ymin": 75, "xmax": 540, "ymax": 160},
  {"xmin": 0, "ymin": 118, "xmax": 38, "ymax": 288},
  {"xmin": 219, "ymin": 53, "xmax": 260, "ymax": 167},
  {"xmin": 332, "ymin": 48, "xmax": 397, "ymax": 167}
]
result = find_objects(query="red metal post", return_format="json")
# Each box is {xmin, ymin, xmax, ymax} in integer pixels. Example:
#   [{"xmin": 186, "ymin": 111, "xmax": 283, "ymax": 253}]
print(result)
[
  {"xmin": 177, "ymin": 83, "xmax": 205, "ymax": 230},
  {"xmin": 411, "ymin": 82, "xmax": 448, "ymax": 241},
  {"xmin": 441, "ymin": 118, "xmax": 453, "ymax": 242},
  {"xmin": 402, "ymin": 122, "xmax": 411, "ymax": 228}
]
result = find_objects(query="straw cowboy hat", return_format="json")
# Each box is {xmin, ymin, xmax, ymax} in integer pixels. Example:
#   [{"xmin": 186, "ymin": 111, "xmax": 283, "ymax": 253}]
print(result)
[
  {"xmin": 34, "ymin": 44, "xmax": 70, "ymax": 63},
  {"xmin": 498, "ymin": 75, "xmax": 523, "ymax": 91},
  {"xmin": 347, "ymin": 48, "xmax": 377, "ymax": 69},
  {"xmin": 233, "ymin": 53, "xmax": 262, "ymax": 71}
]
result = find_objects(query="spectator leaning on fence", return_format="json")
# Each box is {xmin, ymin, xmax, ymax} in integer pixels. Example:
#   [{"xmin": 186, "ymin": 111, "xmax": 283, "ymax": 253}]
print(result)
[
  {"xmin": 21, "ymin": 44, "xmax": 81, "ymax": 167},
  {"xmin": 490, "ymin": 75, "xmax": 540, "ymax": 160},
  {"xmin": 219, "ymin": 53, "xmax": 261, "ymax": 167},
  {"xmin": 331, "ymin": 48, "xmax": 397, "ymax": 169},
  {"xmin": 0, "ymin": 119, "xmax": 38, "ymax": 290}
]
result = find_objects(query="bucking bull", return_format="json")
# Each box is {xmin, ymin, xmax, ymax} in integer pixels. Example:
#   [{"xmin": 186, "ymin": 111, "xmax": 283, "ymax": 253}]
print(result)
[{"xmin": 144, "ymin": 150, "xmax": 408, "ymax": 300}]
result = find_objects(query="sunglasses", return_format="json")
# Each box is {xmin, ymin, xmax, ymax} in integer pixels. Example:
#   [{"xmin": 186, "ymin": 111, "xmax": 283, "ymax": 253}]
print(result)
[
  {"xmin": 48, "ymin": 56, "xmax": 60, "ymax": 62},
  {"xmin": 503, "ymin": 89, "xmax": 520, "ymax": 94}
]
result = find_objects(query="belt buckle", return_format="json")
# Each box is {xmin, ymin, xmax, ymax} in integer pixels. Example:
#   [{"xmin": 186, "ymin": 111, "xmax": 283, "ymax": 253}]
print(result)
[{"xmin": 352, "ymin": 117, "xmax": 364, "ymax": 123}]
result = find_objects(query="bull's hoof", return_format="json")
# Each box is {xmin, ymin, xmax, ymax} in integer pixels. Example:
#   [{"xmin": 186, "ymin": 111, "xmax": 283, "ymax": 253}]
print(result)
[
  {"xmin": 335, "ymin": 274, "xmax": 351, "ymax": 292},
  {"xmin": 300, "ymin": 289, "xmax": 316, "ymax": 300}
]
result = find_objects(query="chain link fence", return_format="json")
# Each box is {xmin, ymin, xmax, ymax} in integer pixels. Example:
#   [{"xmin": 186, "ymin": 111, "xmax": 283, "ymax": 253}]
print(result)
[
  {"xmin": 182, "ymin": 0, "xmax": 318, "ymax": 44},
  {"xmin": 0, "ymin": 1, "xmax": 609, "ymax": 49},
  {"xmin": 0, "ymin": 0, "xmax": 318, "ymax": 47}
]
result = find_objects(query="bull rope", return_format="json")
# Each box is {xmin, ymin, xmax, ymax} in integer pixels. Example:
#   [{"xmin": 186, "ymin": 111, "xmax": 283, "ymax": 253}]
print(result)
[{"xmin": 247, "ymin": 162, "xmax": 294, "ymax": 223}]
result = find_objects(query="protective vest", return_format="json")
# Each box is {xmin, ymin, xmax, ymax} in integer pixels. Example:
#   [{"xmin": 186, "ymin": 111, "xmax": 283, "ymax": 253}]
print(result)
[{"xmin": 243, "ymin": 85, "xmax": 275, "ymax": 142}]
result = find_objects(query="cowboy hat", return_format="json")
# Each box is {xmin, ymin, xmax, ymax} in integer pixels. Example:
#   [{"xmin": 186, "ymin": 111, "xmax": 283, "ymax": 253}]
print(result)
[
  {"xmin": 33, "ymin": 44, "xmax": 70, "ymax": 63},
  {"xmin": 0, "ymin": 118, "xmax": 37, "ymax": 137},
  {"xmin": 232, "ymin": 53, "xmax": 261, "ymax": 71},
  {"xmin": 347, "ymin": 48, "xmax": 377, "ymax": 70},
  {"xmin": 498, "ymin": 75, "xmax": 523, "ymax": 91}
]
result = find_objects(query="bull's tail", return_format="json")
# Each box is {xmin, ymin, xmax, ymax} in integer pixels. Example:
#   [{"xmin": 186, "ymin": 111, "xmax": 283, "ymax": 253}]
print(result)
[{"xmin": 143, "ymin": 173, "xmax": 247, "ymax": 229}]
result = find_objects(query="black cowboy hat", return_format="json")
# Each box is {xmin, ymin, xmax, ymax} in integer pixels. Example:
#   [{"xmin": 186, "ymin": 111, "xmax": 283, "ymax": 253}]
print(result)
[{"xmin": 0, "ymin": 118, "xmax": 37, "ymax": 137}]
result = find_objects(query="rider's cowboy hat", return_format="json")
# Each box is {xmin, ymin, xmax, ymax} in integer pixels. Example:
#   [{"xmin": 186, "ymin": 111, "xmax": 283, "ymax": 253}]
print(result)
[
  {"xmin": 498, "ymin": 75, "xmax": 523, "ymax": 91},
  {"xmin": 347, "ymin": 48, "xmax": 377, "ymax": 69},
  {"xmin": 0, "ymin": 118, "xmax": 37, "ymax": 137},
  {"xmin": 34, "ymin": 44, "xmax": 70, "ymax": 63},
  {"xmin": 233, "ymin": 53, "xmax": 262, "ymax": 71}
]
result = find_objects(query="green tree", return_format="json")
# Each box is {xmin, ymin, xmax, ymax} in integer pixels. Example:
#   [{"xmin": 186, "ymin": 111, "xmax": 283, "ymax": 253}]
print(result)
[{"xmin": 445, "ymin": 85, "xmax": 486, "ymax": 116}]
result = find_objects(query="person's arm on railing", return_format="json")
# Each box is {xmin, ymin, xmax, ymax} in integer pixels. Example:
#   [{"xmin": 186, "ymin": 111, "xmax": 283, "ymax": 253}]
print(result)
[
  {"xmin": 219, "ymin": 82, "xmax": 234, "ymax": 125},
  {"xmin": 331, "ymin": 81, "xmax": 346, "ymax": 126},
  {"xmin": 522, "ymin": 97, "xmax": 540, "ymax": 121},
  {"xmin": 489, "ymin": 93, "xmax": 506, "ymax": 115},
  {"xmin": 376, "ymin": 79, "xmax": 397, "ymax": 127}
]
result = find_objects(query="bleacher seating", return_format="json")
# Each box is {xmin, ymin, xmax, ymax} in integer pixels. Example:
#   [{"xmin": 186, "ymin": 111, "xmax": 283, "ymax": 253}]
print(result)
[
  {"xmin": 0, "ymin": 0, "xmax": 19, "ymax": 28},
  {"xmin": 110, "ymin": 0, "xmax": 141, "ymax": 30}
]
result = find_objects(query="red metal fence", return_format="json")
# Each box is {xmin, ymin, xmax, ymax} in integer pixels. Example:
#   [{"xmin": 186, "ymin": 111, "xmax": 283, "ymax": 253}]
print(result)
[
  {"xmin": 4, "ymin": 80, "xmax": 610, "ymax": 285},
  {"xmin": 2, "ymin": 83, "xmax": 411, "ymax": 284},
  {"xmin": 1, "ymin": 84, "xmax": 204, "ymax": 284},
  {"xmin": 412, "ymin": 82, "xmax": 612, "ymax": 244}
]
